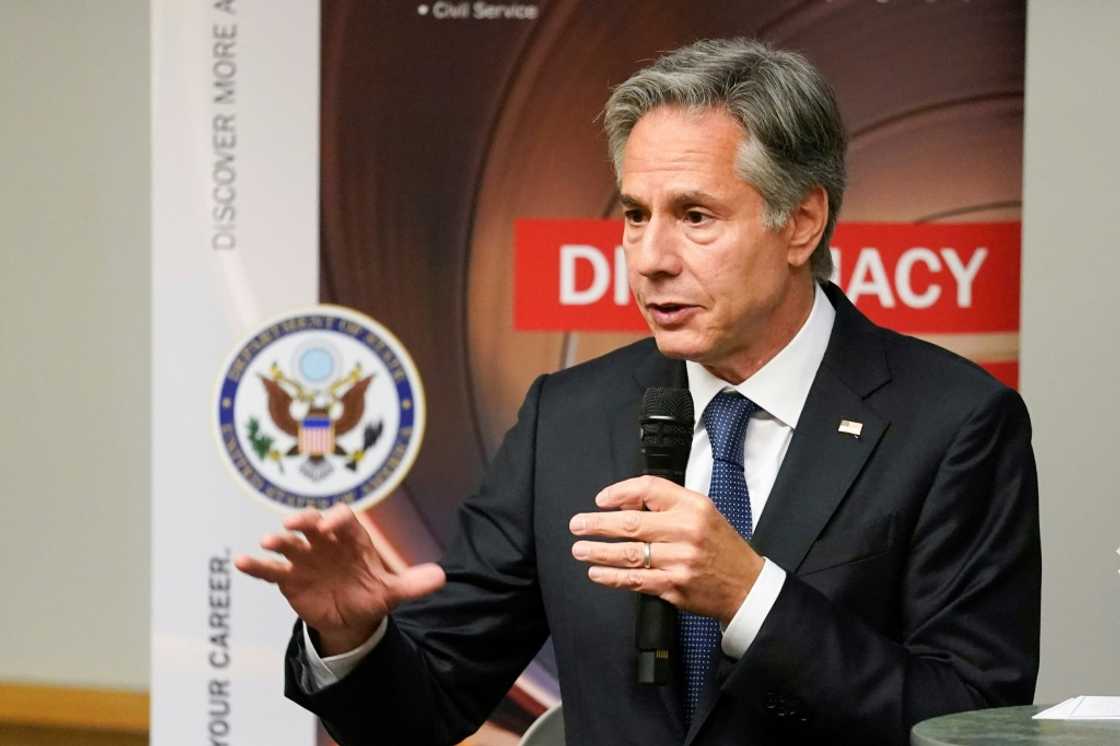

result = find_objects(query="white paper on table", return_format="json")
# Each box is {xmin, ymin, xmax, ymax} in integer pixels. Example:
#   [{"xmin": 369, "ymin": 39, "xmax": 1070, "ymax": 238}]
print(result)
[
  {"xmin": 1033, "ymin": 697, "xmax": 1080, "ymax": 719},
  {"xmin": 1034, "ymin": 696, "xmax": 1120, "ymax": 720}
]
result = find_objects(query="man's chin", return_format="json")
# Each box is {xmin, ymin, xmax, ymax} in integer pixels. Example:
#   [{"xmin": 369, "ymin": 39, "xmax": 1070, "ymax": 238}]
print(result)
[{"xmin": 649, "ymin": 331, "xmax": 707, "ymax": 364}]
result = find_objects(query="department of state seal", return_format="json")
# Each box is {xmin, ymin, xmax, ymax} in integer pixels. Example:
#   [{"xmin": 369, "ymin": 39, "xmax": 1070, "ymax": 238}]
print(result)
[{"xmin": 215, "ymin": 306, "xmax": 425, "ymax": 511}]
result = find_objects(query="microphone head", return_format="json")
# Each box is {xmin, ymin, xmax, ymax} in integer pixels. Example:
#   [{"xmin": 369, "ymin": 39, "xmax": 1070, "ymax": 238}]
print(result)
[
  {"xmin": 641, "ymin": 387, "xmax": 694, "ymax": 424},
  {"xmin": 640, "ymin": 388, "xmax": 694, "ymax": 482}
]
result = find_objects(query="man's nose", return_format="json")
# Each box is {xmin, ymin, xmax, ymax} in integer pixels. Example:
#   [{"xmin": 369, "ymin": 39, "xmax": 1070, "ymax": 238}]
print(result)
[{"xmin": 626, "ymin": 216, "xmax": 682, "ymax": 278}]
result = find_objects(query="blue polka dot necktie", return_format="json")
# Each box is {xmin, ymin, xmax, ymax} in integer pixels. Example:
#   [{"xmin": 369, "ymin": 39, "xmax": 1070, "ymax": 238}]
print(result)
[{"xmin": 680, "ymin": 391, "xmax": 757, "ymax": 727}]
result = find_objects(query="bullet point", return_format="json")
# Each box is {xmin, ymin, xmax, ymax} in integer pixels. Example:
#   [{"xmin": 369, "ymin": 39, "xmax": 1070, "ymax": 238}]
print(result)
[{"xmin": 417, "ymin": 4, "xmax": 429, "ymax": 15}]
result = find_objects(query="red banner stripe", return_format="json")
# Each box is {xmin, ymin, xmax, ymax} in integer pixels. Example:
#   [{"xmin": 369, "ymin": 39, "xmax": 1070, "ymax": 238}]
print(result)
[{"xmin": 514, "ymin": 220, "xmax": 1020, "ymax": 337}]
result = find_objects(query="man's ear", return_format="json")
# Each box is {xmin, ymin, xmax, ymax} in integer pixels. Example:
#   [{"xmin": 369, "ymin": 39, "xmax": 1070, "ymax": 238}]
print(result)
[{"xmin": 785, "ymin": 186, "xmax": 828, "ymax": 268}]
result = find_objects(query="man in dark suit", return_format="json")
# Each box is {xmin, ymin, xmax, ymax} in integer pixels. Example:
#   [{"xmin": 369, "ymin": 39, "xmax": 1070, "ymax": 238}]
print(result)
[{"xmin": 236, "ymin": 38, "xmax": 1039, "ymax": 745}]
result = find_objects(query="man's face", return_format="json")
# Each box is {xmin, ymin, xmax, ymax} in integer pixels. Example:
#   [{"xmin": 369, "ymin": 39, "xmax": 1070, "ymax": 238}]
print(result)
[{"xmin": 620, "ymin": 106, "xmax": 804, "ymax": 379}]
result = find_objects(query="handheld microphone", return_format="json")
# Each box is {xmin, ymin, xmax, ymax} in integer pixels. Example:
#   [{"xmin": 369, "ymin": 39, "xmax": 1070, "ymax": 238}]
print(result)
[{"xmin": 636, "ymin": 387, "xmax": 694, "ymax": 685}]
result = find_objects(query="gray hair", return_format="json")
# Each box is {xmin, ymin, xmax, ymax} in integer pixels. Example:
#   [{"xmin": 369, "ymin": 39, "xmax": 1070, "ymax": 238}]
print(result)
[{"xmin": 603, "ymin": 38, "xmax": 847, "ymax": 282}]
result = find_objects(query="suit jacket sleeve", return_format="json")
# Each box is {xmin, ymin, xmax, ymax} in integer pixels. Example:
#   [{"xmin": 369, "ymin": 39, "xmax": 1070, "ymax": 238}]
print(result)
[
  {"xmin": 719, "ymin": 385, "xmax": 1040, "ymax": 745},
  {"xmin": 284, "ymin": 374, "xmax": 552, "ymax": 746}
]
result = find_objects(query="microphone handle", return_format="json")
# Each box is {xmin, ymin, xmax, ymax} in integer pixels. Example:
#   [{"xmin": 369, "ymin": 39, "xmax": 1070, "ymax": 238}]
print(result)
[
  {"xmin": 636, "ymin": 463, "xmax": 685, "ymax": 685},
  {"xmin": 636, "ymin": 596, "xmax": 675, "ymax": 685}
]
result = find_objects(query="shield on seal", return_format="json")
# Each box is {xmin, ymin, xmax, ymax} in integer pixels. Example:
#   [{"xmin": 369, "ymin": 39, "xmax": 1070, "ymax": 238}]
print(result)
[{"xmin": 298, "ymin": 413, "xmax": 335, "ymax": 456}]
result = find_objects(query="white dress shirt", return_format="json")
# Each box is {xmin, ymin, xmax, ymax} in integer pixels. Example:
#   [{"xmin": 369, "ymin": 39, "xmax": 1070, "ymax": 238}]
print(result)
[
  {"xmin": 687, "ymin": 283, "xmax": 835, "ymax": 657},
  {"xmin": 303, "ymin": 284, "xmax": 836, "ymax": 687}
]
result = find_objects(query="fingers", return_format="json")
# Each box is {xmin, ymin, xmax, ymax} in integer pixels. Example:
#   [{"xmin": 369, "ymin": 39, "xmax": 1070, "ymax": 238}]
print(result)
[
  {"xmin": 259, "ymin": 531, "xmax": 311, "ymax": 560},
  {"xmin": 243, "ymin": 505, "xmax": 374, "ymax": 585},
  {"xmin": 282, "ymin": 507, "xmax": 324, "ymax": 533},
  {"xmin": 572, "ymin": 540, "xmax": 671, "ymax": 569},
  {"xmin": 594, "ymin": 475, "xmax": 690, "ymax": 512},
  {"xmin": 233, "ymin": 554, "xmax": 291, "ymax": 583},
  {"xmin": 569, "ymin": 508, "xmax": 678, "ymax": 542},
  {"xmin": 586, "ymin": 566, "xmax": 673, "ymax": 597},
  {"xmin": 386, "ymin": 563, "xmax": 446, "ymax": 605},
  {"xmin": 281, "ymin": 504, "xmax": 368, "ymax": 548},
  {"xmin": 576, "ymin": 477, "xmax": 719, "ymax": 543},
  {"xmin": 319, "ymin": 503, "xmax": 363, "ymax": 537}
]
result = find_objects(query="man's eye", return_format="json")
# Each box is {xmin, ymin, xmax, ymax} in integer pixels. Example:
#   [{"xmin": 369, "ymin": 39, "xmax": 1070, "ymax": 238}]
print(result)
[
  {"xmin": 624, "ymin": 209, "xmax": 646, "ymax": 224},
  {"xmin": 684, "ymin": 210, "xmax": 709, "ymax": 225}
]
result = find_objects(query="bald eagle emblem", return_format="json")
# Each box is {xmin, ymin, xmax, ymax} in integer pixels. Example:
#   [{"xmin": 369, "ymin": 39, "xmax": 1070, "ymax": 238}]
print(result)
[
  {"xmin": 216, "ymin": 307, "xmax": 426, "ymax": 512},
  {"xmin": 253, "ymin": 361, "xmax": 383, "ymax": 481}
]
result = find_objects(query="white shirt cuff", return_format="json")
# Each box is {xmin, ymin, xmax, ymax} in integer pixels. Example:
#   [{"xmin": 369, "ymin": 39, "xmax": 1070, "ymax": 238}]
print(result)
[
  {"xmin": 301, "ymin": 617, "xmax": 388, "ymax": 690},
  {"xmin": 720, "ymin": 557, "xmax": 786, "ymax": 660}
]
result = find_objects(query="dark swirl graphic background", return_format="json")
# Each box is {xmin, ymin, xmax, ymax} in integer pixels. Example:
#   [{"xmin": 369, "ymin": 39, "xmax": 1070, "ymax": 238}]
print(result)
[{"xmin": 319, "ymin": 0, "xmax": 1024, "ymax": 737}]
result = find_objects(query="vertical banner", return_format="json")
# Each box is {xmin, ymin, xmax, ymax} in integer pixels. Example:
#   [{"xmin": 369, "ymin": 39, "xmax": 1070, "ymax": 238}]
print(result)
[
  {"xmin": 317, "ymin": 1, "xmax": 1024, "ymax": 741},
  {"xmin": 151, "ymin": 1, "xmax": 320, "ymax": 744}
]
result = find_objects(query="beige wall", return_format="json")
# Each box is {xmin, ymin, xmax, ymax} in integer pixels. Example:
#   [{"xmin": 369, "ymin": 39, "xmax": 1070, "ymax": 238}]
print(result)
[
  {"xmin": 0, "ymin": 0, "xmax": 1116, "ymax": 706},
  {"xmin": 0, "ymin": 1, "xmax": 149, "ymax": 689},
  {"xmin": 1022, "ymin": 0, "xmax": 1120, "ymax": 700}
]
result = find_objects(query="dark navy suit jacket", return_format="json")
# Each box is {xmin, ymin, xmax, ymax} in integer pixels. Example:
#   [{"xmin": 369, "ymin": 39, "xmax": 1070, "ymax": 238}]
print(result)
[{"xmin": 285, "ymin": 283, "xmax": 1040, "ymax": 745}]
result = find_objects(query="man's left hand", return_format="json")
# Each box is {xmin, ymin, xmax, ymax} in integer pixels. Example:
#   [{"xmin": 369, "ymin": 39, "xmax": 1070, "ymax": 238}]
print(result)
[{"xmin": 570, "ymin": 475, "xmax": 764, "ymax": 625}]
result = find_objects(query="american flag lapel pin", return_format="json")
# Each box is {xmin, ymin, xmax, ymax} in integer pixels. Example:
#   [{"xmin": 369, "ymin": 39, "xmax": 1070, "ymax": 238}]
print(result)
[{"xmin": 838, "ymin": 419, "xmax": 863, "ymax": 438}]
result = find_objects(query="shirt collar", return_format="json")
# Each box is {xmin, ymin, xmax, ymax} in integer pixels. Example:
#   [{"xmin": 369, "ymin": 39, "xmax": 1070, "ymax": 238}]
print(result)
[{"xmin": 686, "ymin": 283, "xmax": 836, "ymax": 430}]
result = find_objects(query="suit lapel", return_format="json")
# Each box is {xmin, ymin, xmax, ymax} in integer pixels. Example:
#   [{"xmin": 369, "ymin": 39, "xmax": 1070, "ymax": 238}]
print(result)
[
  {"xmin": 606, "ymin": 343, "xmax": 689, "ymax": 741},
  {"xmin": 686, "ymin": 284, "xmax": 892, "ymax": 744},
  {"xmin": 751, "ymin": 284, "xmax": 892, "ymax": 572},
  {"xmin": 749, "ymin": 364, "xmax": 888, "ymax": 571}
]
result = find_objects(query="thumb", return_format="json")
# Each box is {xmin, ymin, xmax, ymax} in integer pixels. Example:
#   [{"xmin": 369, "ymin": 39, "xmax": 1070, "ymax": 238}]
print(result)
[{"xmin": 387, "ymin": 562, "xmax": 446, "ymax": 605}]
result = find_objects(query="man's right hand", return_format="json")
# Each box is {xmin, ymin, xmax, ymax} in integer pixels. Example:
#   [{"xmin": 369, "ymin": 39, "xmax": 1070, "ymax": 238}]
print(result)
[{"xmin": 234, "ymin": 504, "xmax": 446, "ymax": 656}]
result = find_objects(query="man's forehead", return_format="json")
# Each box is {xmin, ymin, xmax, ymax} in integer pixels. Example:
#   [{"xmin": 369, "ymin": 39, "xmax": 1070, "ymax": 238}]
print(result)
[
  {"xmin": 620, "ymin": 110, "xmax": 747, "ymax": 201},
  {"xmin": 622, "ymin": 107, "xmax": 745, "ymax": 168}
]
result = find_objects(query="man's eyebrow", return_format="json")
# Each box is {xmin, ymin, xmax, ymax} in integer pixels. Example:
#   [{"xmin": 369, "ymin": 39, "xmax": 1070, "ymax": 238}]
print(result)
[
  {"xmin": 619, "ymin": 190, "xmax": 721, "ymax": 209},
  {"xmin": 672, "ymin": 190, "xmax": 720, "ymax": 207}
]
